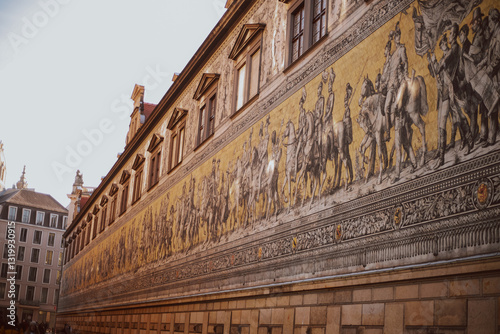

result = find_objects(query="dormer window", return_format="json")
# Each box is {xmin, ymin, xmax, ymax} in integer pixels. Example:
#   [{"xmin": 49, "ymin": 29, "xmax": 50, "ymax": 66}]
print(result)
[
  {"xmin": 229, "ymin": 24, "xmax": 265, "ymax": 114},
  {"xmin": 194, "ymin": 74, "xmax": 219, "ymax": 147},
  {"xmin": 167, "ymin": 108, "xmax": 188, "ymax": 172}
]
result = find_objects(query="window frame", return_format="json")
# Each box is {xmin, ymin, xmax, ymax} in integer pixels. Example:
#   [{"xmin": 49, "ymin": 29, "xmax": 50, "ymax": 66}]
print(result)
[
  {"xmin": 50, "ymin": 214, "xmax": 58, "ymax": 228},
  {"xmin": 169, "ymin": 124, "xmax": 186, "ymax": 172},
  {"xmin": 33, "ymin": 230, "xmax": 42, "ymax": 245},
  {"xmin": 120, "ymin": 182, "xmax": 130, "ymax": 216},
  {"xmin": 43, "ymin": 268, "xmax": 51, "ymax": 284},
  {"xmin": 232, "ymin": 40, "xmax": 262, "ymax": 114},
  {"xmin": 40, "ymin": 287, "xmax": 48, "ymax": 304},
  {"xmin": 119, "ymin": 171, "xmax": 131, "ymax": 216},
  {"xmin": 25, "ymin": 285, "xmax": 35, "ymax": 301},
  {"xmin": 22, "ymin": 208, "xmax": 31, "ymax": 223},
  {"xmin": 8, "ymin": 206, "xmax": 17, "ymax": 221},
  {"xmin": 0, "ymin": 263, "xmax": 7, "ymax": 278},
  {"xmin": 28, "ymin": 267, "xmax": 37, "ymax": 282},
  {"xmin": 45, "ymin": 250, "xmax": 53, "ymax": 265},
  {"xmin": 132, "ymin": 154, "xmax": 145, "ymax": 203},
  {"xmin": 30, "ymin": 248, "xmax": 40, "ymax": 263},
  {"xmin": 19, "ymin": 228, "xmax": 27, "ymax": 242},
  {"xmin": 15, "ymin": 265, "xmax": 22, "ymax": 280},
  {"xmin": 198, "ymin": 89, "xmax": 217, "ymax": 147},
  {"xmin": 17, "ymin": 246, "xmax": 25, "ymax": 261},
  {"xmin": 36, "ymin": 211, "xmax": 45, "ymax": 225},
  {"xmin": 286, "ymin": 0, "xmax": 328, "ymax": 66},
  {"xmin": 48, "ymin": 233, "xmax": 55, "ymax": 247},
  {"xmin": 147, "ymin": 136, "xmax": 163, "ymax": 190}
]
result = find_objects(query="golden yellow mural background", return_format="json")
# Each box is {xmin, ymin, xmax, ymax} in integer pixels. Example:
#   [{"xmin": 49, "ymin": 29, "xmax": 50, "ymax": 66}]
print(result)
[{"xmin": 62, "ymin": 0, "xmax": 499, "ymax": 294}]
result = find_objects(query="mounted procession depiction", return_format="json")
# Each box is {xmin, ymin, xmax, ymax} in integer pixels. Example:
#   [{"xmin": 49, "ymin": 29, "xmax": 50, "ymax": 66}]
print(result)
[{"xmin": 58, "ymin": 0, "xmax": 500, "ymax": 331}]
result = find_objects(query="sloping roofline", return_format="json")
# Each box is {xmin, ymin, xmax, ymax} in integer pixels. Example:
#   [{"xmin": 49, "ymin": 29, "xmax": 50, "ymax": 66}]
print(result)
[{"xmin": 65, "ymin": 0, "xmax": 255, "ymax": 237}]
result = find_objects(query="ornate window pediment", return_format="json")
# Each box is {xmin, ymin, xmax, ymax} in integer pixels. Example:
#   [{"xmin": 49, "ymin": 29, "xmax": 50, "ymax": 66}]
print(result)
[
  {"xmin": 119, "ymin": 170, "xmax": 131, "ymax": 185},
  {"xmin": 100, "ymin": 195, "xmax": 108, "ymax": 207},
  {"xmin": 86, "ymin": 213, "xmax": 93, "ymax": 222},
  {"xmin": 229, "ymin": 23, "xmax": 265, "ymax": 60},
  {"xmin": 147, "ymin": 134, "xmax": 164, "ymax": 153},
  {"xmin": 92, "ymin": 205, "xmax": 100, "ymax": 215},
  {"xmin": 193, "ymin": 73, "xmax": 220, "ymax": 100},
  {"xmin": 167, "ymin": 108, "xmax": 188, "ymax": 130},
  {"xmin": 132, "ymin": 154, "xmax": 145, "ymax": 171},
  {"xmin": 109, "ymin": 183, "xmax": 119, "ymax": 196}
]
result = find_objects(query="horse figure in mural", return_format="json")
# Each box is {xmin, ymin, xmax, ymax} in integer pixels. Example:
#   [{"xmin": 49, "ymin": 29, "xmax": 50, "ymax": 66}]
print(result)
[
  {"xmin": 295, "ymin": 110, "xmax": 322, "ymax": 208},
  {"xmin": 357, "ymin": 76, "xmax": 389, "ymax": 184},
  {"xmin": 281, "ymin": 119, "xmax": 298, "ymax": 213}
]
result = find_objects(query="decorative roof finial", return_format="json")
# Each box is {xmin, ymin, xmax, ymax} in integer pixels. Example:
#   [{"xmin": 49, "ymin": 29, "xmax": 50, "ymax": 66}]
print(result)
[{"xmin": 16, "ymin": 165, "xmax": 28, "ymax": 189}]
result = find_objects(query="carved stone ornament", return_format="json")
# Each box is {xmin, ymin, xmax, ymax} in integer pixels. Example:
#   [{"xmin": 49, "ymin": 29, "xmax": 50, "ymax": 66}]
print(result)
[{"xmin": 473, "ymin": 178, "xmax": 493, "ymax": 210}]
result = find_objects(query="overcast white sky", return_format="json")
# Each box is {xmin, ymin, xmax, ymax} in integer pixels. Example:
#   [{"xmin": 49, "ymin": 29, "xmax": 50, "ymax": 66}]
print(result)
[{"xmin": 0, "ymin": 0, "xmax": 226, "ymax": 207}]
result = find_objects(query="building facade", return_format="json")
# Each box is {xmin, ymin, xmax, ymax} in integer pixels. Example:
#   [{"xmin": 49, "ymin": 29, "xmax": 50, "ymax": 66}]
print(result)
[
  {"xmin": 59, "ymin": 0, "xmax": 500, "ymax": 332},
  {"xmin": 0, "ymin": 170, "xmax": 68, "ymax": 326}
]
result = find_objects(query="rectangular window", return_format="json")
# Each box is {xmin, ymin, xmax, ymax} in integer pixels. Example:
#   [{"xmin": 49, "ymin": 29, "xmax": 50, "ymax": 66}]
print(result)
[
  {"xmin": 28, "ymin": 267, "xmax": 37, "ymax": 282},
  {"xmin": 132, "ymin": 169, "xmax": 143, "ymax": 203},
  {"xmin": 288, "ymin": 0, "xmax": 328, "ymax": 65},
  {"xmin": 20, "ymin": 228, "xmax": 27, "ymax": 242},
  {"xmin": 92, "ymin": 215, "xmax": 98, "ymax": 240},
  {"xmin": 0, "ymin": 263, "xmax": 7, "ymax": 278},
  {"xmin": 169, "ymin": 125, "xmax": 185, "ymax": 171},
  {"xmin": 36, "ymin": 211, "xmax": 45, "ymax": 225},
  {"xmin": 43, "ymin": 268, "xmax": 51, "ymax": 284},
  {"xmin": 0, "ymin": 282, "xmax": 5, "ymax": 299},
  {"xmin": 100, "ymin": 207, "xmax": 107, "ymax": 233},
  {"xmin": 31, "ymin": 248, "xmax": 40, "ymax": 263},
  {"xmin": 58, "ymin": 252, "xmax": 63, "ymax": 266},
  {"xmin": 48, "ymin": 233, "xmax": 55, "ymax": 247},
  {"xmin": 312, "ymin": 0, "xmax": 327, "ymax": 44},
  {"xmin": 2, "ymin": 244, "xmax": 8, "ymax": 259},
  {"xmin": 234, "ymin": 49, "xmax": 261, "ymax": 112},
  {"xmin": 236, "ymin": 64, "xmax": 246, "ymax": 110},
  {"xmin": 85, "ymin": 224, "xmax": 91, "ymax": 246},
  {"xmin": 198, "ymin": 92, "xmax": 217, "ymax": 145},
  {"xmin": 50, "ymin": 214, "xmax": 58, "ymax": 228},
  {"xmin": 22, "ymin": 209, "xmax": 31, "ymax": 223},
  {"xmin": 120, "ymin": 183, "xmax": 129, "ymax": 215},
  {"xmin": 33, "ymin": 230, "xmax": 42, "ymax": 244},
  {"xmin": 25, "ymin": 286, "xmax": 35, "ymax": 301},
  {"xmin": 45, "ymin": 250, "xmax": 53, "ymax": 265},
  {"xmin": 149, "ymin": 150, "xmax": 161, "ymax": 188},
  {"xmin": 15, "ymin": 265, "xmax": 22, "ymax": 280},
  {"xmin": 62, "ymin": 216, "xmax": 68, "ymax": 229},
  {"xmin": 109, "ymin": 196, "xmax": 117, "ymax": 225},
  {"xmin": 40, "ymin": 287, "xmax": 48, "ymax": 304},
  {"xmin": 56, "ymin": 270, "xmax": 61, "ymax": 284},
  {"xmin": 8, "ymin": 206, "xmax": 17, "ymax": 221},
  {"xmin": 17, "ymin": 246, "xmax": 25, "ymax": 261},
  {"xmin": 198, "ymin": 105, "xmax": 206, "ymax": 144},
  {"xmin": 208, "ymin": 94, "xmax": 216, "ymax": 138},
  {"xmin": 291, "ymin": 4, "xmax": 305, "ymax": 62}
]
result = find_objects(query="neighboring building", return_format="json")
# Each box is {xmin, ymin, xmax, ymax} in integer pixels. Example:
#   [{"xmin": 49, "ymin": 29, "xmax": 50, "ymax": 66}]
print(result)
[
  {"xmin": 0, "ymin": 141, "xmax": 6, "ymax": 192},
  {"xmin": 59, "ymin": 0, "xmax": 500, "ymax": 332},
  {"xmin": 0, "ymin": 168, "xmax": 68, "ymax": 326}
]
